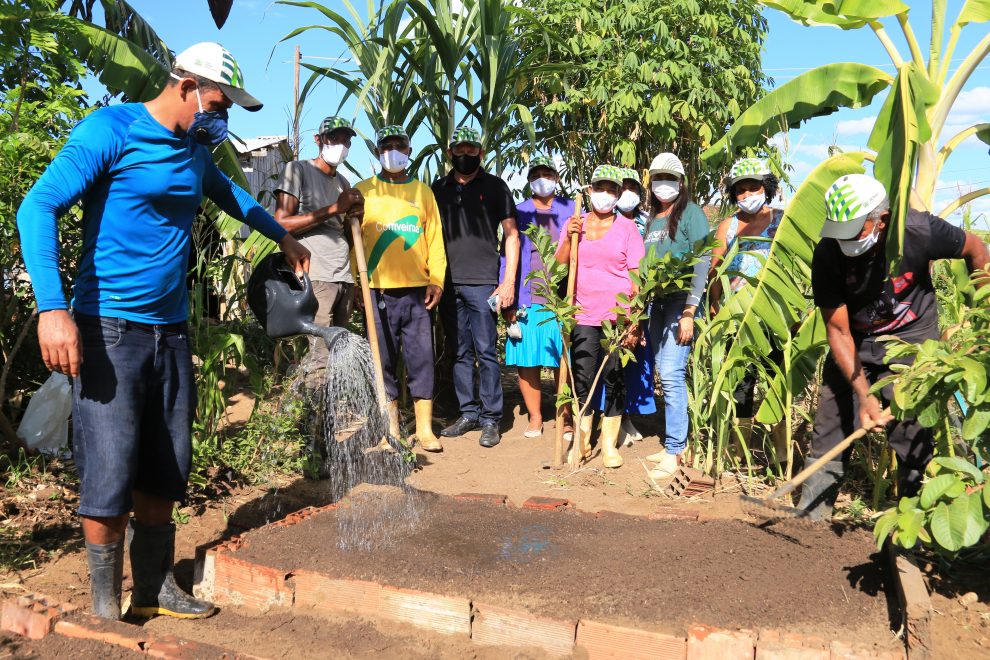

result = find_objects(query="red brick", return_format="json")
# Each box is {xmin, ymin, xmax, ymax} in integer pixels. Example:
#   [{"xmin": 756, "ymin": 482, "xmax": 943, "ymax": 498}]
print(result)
[
  {"xmin": 829, "ymin": 640, "xmax": 906, "ymax": 659},
  {"xmin": 379, "ymin": 586, "xmax": 470, "ymax": 635},
  {"xmin": 54, "ymin": 615, "xmax": 148, "ymax": 652},
  {"xmin": 1, "ymin": 594, "xmax": 76, "ymax": 640},
  {"xmin": 472, "ymin": 602, "xmax": 575, "ymax": 655},
  {"xmin": 454, "ymin": 493, "xmax": 509, "ymax": 505},
  {"xmin": 143, "ymin": 632, "xmax": 242, "ymax": 659},
  {"xmin": 291, "ymin": 570, "xmax": 381, "ymax": 616},
  {"xmin": 213, "ymin": 554, "xmax": 291, "ymax": 609},
  {"xmin": 648, "ymin": 506, "xmax": 700, "ymax": 522},
  {"xmin": 594, "ymin": 510, "xmax": 640, "ymax": 522},
  {"xmin": 756, "ymin": 643, "xmax": 828, "ymax": 659},
  {"xmin": 576, "ymin": 619, "xmax": 686, "ymax": 659},
  {"xmin": 521, "ymin": 496, "xmax": 573, "ymax": 511},
  {"xmin": 687, "ymin": 624, "xmax": 756, "ymax": 660}
]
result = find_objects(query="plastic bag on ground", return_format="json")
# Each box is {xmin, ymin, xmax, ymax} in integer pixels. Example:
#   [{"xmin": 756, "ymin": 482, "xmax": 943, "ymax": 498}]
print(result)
[{"xmin": 17, "ymin": 371, "xmax": 72, "ymax": 454}]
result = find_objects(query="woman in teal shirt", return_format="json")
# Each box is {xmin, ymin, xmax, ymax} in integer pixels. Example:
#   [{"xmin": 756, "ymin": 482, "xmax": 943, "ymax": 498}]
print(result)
[{"xmin": 641, "ymin": 153, "xmax": 711, "ymax": 479}]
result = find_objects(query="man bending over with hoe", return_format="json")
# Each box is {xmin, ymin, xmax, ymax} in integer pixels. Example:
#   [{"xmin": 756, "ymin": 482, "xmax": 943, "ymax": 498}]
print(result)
[
  {"xmin": 353, "ymin": 126, "xmax": 447, "ymax": 452},
  {"xmin": 799, "ymin": 174, "xmax": 988, "ymax": 521},
  {"xmin": 16, "ymin": 43, "xmax": 309, "ymax": 620}
]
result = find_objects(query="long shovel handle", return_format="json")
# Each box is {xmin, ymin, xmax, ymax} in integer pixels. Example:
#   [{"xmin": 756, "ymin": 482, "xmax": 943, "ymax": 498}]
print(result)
[
  {"xmin": 348, "ymin": 214, "xmax": 388, "ymax": 403},
  {"xmin": 553, "ymin": 193, "xmax": 583, "ymax": 467},
  {"xmin": 768, "ymin": 408, "xmax": 891, "ymax": 502}
]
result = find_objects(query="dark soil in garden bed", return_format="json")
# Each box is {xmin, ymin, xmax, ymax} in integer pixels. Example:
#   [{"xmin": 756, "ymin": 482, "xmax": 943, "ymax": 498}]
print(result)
[
  {"xmin": 0, "ymin": 630, "xmax": 144, "ymax": 659},
  {"xmin": 233, "ymin": 488, "xmax": 899, "ymax": 645}
]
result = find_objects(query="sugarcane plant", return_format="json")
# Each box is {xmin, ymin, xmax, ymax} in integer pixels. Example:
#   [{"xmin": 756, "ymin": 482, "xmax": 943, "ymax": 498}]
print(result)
[{"xmin": 523, "ymin": 222, "xmax": 715, "ymax": 468}]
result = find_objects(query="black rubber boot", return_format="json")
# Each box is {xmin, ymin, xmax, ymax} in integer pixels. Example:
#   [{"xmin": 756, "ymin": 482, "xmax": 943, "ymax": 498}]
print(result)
[
  {"xmin": 86, "ymin": 540, "xmax": 123, "ymax": 620},
  {"xmin": 795, "ymin": 459, "xmax": 844, "ymax": 522},
  {"xmin": 129, "ymin": 520, "xmax": 215, "ymax": 619}
]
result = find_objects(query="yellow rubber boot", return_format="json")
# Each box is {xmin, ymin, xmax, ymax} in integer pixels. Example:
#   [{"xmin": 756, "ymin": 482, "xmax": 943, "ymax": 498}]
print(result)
[
  {"xmin": 600, "ymin": 415, "xmax": 623, "ymax": 468},
  {"xmin": 414, "ymin": 399, "xmax": 443, "ymax": 453},
  {"xmin": 568, "ymin": 415, "xmax": 594, "ymax": 465},
  {"xmin": 385, "ymin": 399, "xmax": 402, "ymax": 439}
]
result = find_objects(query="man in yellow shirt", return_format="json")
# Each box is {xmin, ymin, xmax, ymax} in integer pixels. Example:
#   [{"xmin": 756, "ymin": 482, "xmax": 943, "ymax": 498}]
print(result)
[{"xmin": 354, "ymin": 126, "xmax": 447, "ymax": 452}]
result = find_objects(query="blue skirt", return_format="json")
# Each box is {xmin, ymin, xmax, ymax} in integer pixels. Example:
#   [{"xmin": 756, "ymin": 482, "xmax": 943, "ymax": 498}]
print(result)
[
  {"xmin": 595, "ymin": 326, "xmax": 657, "ymax": 414},
  {"xmin": 505, "ymin": 304, "xmax": 563, "ymax": 368}
]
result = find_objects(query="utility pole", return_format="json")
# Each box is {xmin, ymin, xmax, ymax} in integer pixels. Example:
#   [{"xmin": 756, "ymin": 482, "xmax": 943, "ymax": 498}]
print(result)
[{"xmin": 293, "ymin": 45, "xmax": 301, "ymax": 159}]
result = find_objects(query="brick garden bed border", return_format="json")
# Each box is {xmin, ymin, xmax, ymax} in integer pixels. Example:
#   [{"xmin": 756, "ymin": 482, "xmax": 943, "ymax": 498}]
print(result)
[{"xmin": 190, "ymin": 493, "xmax": 911, "ymax": 660}]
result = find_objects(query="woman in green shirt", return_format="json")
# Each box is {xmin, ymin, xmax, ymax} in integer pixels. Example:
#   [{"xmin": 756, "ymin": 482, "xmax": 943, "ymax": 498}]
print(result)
[{"xmin": 641, "ymin": 153, "xmax": 711, "ymax": 479}]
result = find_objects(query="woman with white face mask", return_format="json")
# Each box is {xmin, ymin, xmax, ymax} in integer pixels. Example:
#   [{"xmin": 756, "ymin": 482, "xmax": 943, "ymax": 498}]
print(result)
[
  {"xmin": 554, "ymin": 165, "xmax": 645, "ymax": 469},
  {"xmin": 638, "ymin": 152, "xmax": 712, "ymax": 479},
  {"xmin": 710, "ymin": 157, "xmax": 785, "ymax": 455},
  {"xmin": 500, "ymin": 155, "xmax": 572, "ymax": 439}
]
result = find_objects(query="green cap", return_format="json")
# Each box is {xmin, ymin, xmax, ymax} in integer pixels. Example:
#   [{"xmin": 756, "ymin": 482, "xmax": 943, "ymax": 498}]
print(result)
[
  {"xmin": 726, "ymin": 157, "xmax": 769, "ymax": 186},
  {"xmin": 319, "ymin": 116, "xmax": 356, "ymax": 137},
  {"xmin": 621, "ymin": 167, "xmax": 642, "ymax": 184},
  {"xmin": 821, "ymin": 174, "xmax": 887, "ymax": 240},
  {"xmin": 376, "ymin": 125, "xmax": 409, "ymax": 144},
  {"xmin": 527, "ymin": 154, "xmax": 557, "ymax": 175},
  {"xmin": 449, "ymin": 126, "xmax": 482, "ymax": 147},
  {"xmin": 590, "ymin": 164, "xmax": 625, "ymax": 186}
]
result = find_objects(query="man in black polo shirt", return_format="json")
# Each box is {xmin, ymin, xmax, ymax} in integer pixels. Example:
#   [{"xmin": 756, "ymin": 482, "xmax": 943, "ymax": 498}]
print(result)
[
  {"xmin": 432, "ymin": 126, "xmax": 520, "ymax": 448},
  {"xmin": 799, "ymin": 174, "xmax": 988, "ymax": 521}
]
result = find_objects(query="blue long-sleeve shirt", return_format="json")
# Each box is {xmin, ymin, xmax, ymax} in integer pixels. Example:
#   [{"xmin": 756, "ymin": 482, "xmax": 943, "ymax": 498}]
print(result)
[{"xmin": 16, "ymin": 103, "xmax": 287, "ymax": 324}]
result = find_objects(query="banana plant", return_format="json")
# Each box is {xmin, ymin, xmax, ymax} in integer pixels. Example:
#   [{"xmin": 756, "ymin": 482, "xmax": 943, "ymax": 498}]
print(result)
[{"xmin": 701, "ymin": 0, "xmax": 990, "ymax": 266}]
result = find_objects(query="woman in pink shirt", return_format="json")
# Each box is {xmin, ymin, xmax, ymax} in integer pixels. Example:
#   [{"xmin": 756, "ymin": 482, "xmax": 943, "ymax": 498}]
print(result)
[{"xmin": 554, "ymin": 165, "xmax": 646, "ymax": 468}]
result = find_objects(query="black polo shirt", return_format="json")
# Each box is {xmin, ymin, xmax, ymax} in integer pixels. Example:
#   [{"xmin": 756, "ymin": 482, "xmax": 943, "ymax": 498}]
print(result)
[{"xmin": 431, "ymin": 169, "xmax": 516, "ymax": 286}]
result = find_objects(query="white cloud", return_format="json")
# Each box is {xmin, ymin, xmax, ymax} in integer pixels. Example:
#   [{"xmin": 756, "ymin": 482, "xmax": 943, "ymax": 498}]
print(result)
[{"xmin": 836, "ymin": 116, "xmax": 878, "ymax": 136}]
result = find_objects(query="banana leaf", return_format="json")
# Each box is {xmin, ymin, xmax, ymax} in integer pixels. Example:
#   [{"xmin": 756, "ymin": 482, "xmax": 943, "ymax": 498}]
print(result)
[
  {"xmin": 707, "ymin": 152, "xmax": 870, "ymax": 425},
  {"xmin": 958, "ymin": 0, "xmax": 990, "ymax": 26},
  {"xmin": 764, "ymin": 0, "xmax": 906, "ymax": 28},
  {"xmin": 67, "ymin": 20, "xmax": 168, "ymax": 101},
  {"xmin": 702, "ymin": 63, "xmax": 892, "ymax": 167}
]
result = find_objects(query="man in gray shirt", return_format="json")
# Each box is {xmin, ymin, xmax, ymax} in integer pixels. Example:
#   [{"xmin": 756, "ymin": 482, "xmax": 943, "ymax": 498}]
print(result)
[{"xmin": 275, "ymin": 116, "xmax": 362, "ymax": 365}]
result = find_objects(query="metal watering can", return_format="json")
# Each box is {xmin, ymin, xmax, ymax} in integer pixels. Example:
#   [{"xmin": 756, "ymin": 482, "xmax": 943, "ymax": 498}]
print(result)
[{"xmin": 246, "ymin": 252, "xmax": 347, "ymax": 349}]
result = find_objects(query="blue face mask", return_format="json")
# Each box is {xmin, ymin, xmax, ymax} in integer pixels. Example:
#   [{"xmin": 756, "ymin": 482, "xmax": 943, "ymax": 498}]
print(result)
[{"xmin": 189, "ymin": 86, "xmax": 229, "ymax": 145}]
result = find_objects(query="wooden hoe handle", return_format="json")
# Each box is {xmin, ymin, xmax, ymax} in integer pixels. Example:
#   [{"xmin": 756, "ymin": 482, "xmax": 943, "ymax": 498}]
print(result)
[{"xmin": 553, "ymin": 193, "xmax": 584, "ymax": 467}]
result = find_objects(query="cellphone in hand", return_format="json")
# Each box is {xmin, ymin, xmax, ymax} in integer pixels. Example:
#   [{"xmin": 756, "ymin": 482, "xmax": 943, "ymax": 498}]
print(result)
[{"xmin": 487, "ymin": 294, "xmax": 500, "ymax": 312}]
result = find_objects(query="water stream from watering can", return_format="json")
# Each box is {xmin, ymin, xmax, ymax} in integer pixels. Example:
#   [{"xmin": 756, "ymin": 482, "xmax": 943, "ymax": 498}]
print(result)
[{"xmin": 293, "ymin": 327, "xmax": 422, "ymax": 551}]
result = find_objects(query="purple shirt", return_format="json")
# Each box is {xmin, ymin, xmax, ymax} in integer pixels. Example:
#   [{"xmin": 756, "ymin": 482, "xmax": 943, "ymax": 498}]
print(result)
[{"xmin": 501, "ymin": 196, "xmax": 575, "ymax": 308}]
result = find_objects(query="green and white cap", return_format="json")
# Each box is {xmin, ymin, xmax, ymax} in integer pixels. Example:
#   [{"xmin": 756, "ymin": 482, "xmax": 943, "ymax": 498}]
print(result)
[
  {"xmin": 376, "ymin": 125, "xmax": 409, "ymax": 143},
  {"xmin": 174, "ymin": 42, "xmax": 262, "ymax": 112},
  {"xmin": 648, "ymin": 152, "xmax": 685, "ymax": 177},
  {"xmin": 527, "ymin": 154, "xmax": 557, "ymax": 174},
  {"xmin": 319, "ymin": 116, "xmax": 357, "ymax": 137},
  {"xmin": 726, "ymin": 157, "xmax": 770, "ymax": 186},
  {"xmin": 822, "ymin": 174, "xmax": 887, "ymax": 240},
  {"xmin": 621, "ymin": 167, "xmax": 642, "ymax": 183},
  {"xmin": 449, "ymin": 126, "xmax": 482, "ymax": 147},
  {"xmin": 590, "ymin": 164, "xmax": 625, "ymax": 186}
]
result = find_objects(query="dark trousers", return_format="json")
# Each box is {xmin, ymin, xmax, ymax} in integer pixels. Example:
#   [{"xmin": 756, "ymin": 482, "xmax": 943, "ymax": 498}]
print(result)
[
  {"xmin": 439, "ymin": 283, "xmax": 502, "ymax": 424},
  {"xmin": 811, "ymin": 340, "xmax": 933, "ymax": 476},
  {"xmin": 371, "ymin": 287, "xmax": 434, "ymax": 401},
  {"xmin": 571, "ymin": 324, "xmax": 624, "ymax": 417}
]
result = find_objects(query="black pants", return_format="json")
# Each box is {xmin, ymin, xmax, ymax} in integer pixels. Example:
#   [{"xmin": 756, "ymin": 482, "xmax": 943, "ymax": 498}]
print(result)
[
  {"xmin": 571, "ymin": 324, "xmax": 625, "ymax": 417},
  {"xmin": 733, "ymin": 345, "xmax": 784, "ymax": 419},
  {"xmin": 811, "ymin": 340, "xmax": 933, "ymax": 476}
]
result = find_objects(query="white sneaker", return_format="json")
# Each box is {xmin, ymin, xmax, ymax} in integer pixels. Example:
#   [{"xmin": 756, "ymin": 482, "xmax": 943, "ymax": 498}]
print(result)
[{"xmin": 647, "ymin": 451, "xmax": 680, "ymax": 480}]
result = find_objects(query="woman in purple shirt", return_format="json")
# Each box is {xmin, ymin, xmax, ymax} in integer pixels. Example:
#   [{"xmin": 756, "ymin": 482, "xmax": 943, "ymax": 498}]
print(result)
[{"xmin": 502, "ymin": 156, "xmax": 574, "ymax": 438}]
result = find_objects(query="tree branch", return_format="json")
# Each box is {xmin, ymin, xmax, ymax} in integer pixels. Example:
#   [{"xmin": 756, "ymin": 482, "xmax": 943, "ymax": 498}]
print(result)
[
  {"xmin": 936, "ymin": 123, "xmax": 990, "ymax": 173},
  {"xmin": 931, "ymin": 31, "xmax": 990, "ymax": 141},
  {"xmin": 870, "ymin": 21, "xmax": 905, "ymax": 68},
  {"xmin": 897, "ymin": 14, "xmax": 926, "ymax": 73}
]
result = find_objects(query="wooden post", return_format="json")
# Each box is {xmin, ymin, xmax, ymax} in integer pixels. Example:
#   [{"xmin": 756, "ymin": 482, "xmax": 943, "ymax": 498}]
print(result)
[
  {"xmin": 292, "ymin": 45, "xmax": 301, "ymax": 160},
  {"xmin": 553, "ymin": 193, "xmax": 583, "ymax": 467},
  {"xmin": 348, "ymin": 214, "xmax": 388, "ymax": 403}
]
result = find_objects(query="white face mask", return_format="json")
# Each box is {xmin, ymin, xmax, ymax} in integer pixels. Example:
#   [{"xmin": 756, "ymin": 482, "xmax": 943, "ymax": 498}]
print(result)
[
  {"xmin": 530, "ymin": 177, "xmax": 557, "ymax": 198},
  {"xmin": 737, "ymin": 192, "xmax": 766, "ymax": 215},
  {"xmin": 651, "ymin": 180, "xmax": 680, "ymax": 203},
  {"xmin": 616, "ymin": 190, "xmax": 641, "ymax": 213},
  {"xmin": 590, "ymin": 190, "xmax": 618, "ymax": 213},
  {"xmin": 321, "ymin": 143, "xmax": 348, "ymax": 166},
  {"xmin": 380, "ymin": 149, "xmax": 409, "ymax": 173},
  {"xmin": 838, "ymin": 227, "xmax": 880, "ymax": 257}
]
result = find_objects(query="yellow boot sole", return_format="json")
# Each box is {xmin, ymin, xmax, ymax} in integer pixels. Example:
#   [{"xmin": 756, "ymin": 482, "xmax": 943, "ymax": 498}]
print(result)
[{"xmin": 130, "ymin": 604, "xmax": 217, "ymax": 619}]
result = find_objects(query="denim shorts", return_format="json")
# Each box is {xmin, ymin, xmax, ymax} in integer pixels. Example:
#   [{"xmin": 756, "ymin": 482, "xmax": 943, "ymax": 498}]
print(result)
[{"xmin": 72, "ymin": 313, "xmax": 195, "ymax": 517}]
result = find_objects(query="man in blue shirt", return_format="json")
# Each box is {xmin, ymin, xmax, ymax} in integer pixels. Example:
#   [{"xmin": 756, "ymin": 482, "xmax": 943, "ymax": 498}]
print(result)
[{"xmin": 16, "ymin": 42, "xmax": 309, "ymax": 621}]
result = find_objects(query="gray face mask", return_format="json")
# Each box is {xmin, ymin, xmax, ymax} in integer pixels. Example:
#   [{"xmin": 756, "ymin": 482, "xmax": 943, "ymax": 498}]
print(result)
[{"xmin": 838, "ymin": 227, "xmax": 880, "ymax": 257}]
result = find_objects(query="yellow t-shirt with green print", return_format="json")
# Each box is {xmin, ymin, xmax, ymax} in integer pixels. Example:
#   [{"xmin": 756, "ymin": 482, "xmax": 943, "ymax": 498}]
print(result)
[{"xmin": 353, "ymin": 175, "xmax": 447, "ymax": 289}]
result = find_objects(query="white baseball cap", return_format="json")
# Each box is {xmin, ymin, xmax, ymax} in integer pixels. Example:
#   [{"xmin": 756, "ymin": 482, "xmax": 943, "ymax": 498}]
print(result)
[
  {"xmin": 174, "ymin": 42, "xmax": 263, "ymax": 112},
  {"xmin": 648, "ymin": 152, "xmax": 685, "ymax": 177},
  {"xmin": 822, "ymin": 174, "xmax": 888, "ymax": 239}
]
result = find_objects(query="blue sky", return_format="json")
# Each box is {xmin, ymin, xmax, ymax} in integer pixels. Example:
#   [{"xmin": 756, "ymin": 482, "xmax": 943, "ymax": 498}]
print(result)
[{"xmin": 87, "ymin": 1, "xmax": 989, "ymax": 227}]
